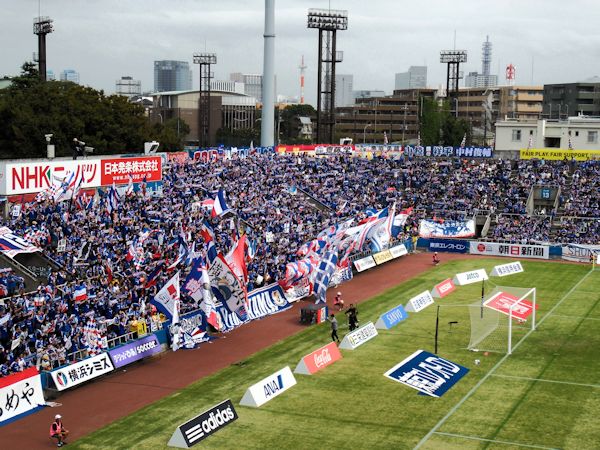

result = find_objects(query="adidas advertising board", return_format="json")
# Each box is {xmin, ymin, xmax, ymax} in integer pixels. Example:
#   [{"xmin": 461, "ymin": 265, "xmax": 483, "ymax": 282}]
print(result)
[
  {"xmin": 453, "ymin": 268, "xmax": 488, "ymax": 286},
  {"xmin": 490, "ymin": 261, "xmax": 524, "ymax": 277},
  {"xmin": 168, "ymin": 399, "xmax": 238, "ymax": 448},
  {"xmin": 239, "ymin": 366, "xmax": 297, "ymax": 407},
  {"xmin": 339, "ymin": 322, "xmax": 378, "ymax": 350},
  {"xmin": 384, "ymin": 350, "xmax": 469, "ymax": 397},
  {"xmin": 375, "ymin": 304, "xmax": 408, "ymax": 329},
  {"xmin": 404, "ymin": 290, "xmax": 434, "ymax": 313}
]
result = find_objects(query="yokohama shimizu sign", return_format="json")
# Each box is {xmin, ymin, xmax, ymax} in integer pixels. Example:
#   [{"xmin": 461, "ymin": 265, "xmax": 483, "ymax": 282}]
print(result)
[
  {"xmin": 469, "ymin": 241, "xmax": 549, "ymax": 260},
  {"xmin": 168, "ymin": 399, "xmax": 238, "ymax": 448},
  {"xmin": 294, "ymin": 342, "xmax": 342, "ymax": 375}
]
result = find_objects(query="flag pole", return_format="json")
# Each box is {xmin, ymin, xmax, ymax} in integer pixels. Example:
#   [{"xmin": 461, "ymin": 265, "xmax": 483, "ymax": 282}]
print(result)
[{"xmin": 434, "ymin": 305, "xmax": 440, "ymax": 354}]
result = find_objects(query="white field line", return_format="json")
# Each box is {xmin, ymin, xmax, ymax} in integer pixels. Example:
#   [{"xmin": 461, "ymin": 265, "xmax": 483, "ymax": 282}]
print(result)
[
  {"xmin": 491, "ymin": 373, "xmax": 600, "ymax": 389},
  {"xmin": 433, "ymin": 431, "xmax": 560, "ymax": 450},
  {"xmin": 551, "ymin": 314, "xmax": 600, "ymax": 321},
  {"xmin": 413, "ymin": 269, "xmax": 593, "ymax": 450}
]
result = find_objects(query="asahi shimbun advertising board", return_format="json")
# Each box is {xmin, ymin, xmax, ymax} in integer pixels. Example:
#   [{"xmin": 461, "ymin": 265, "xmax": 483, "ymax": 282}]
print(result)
[{"xmin": 0, "ymin": 156, "xmax": 162, "ymax": 195}]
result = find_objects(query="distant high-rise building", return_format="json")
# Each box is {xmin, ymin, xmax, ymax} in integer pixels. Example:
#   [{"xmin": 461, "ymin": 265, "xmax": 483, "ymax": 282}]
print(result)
[
  {"xmin": 464, "ymin": 36, "xmax": 497, "ymax": 88},
  {"xmin": 353, "ymin": 90, "xmax": 386, "ymax": 100},
  {"xmin": 230, "ymin": 73, "xmax": 263, "ymax": 103},
  {"xmin": 116, "ymin": 76, "xmax": 142, "ymax": 98},
  {"xmin": 211, "ymin": 80, "xmax": 246, "ymax": 95},
  {"xmin": 154, "ymin": 60, "xmax": 192, "ymax": 92},
  {"xmin": 335, "ymin": 74, "xmax": 354, "ymax": 107},
  {"xmin": 46, "ymin": 70, "xmax": 55, "ymax": 81},
  {"xmin": 395, "ymin": 66, "xmax": 427, "ymax": 90},
  {"xmin": 543, "ymin": 82, "xmax": 600, "ymax": 118},
  {"xmin": 60, "ymin": 69, "xmax": 80, "ymax": 84}
]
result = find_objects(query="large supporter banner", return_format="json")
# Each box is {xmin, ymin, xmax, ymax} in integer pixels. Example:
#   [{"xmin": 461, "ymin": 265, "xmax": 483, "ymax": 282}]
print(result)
[
  {"xmin": 166, "ymin": 151, "xmax": 190, "ymax": 164},
  {"xmin": 0, "ymin": 367, "xmax": 45, "ymax": 425},
  {"xmin": 108, "ymin": 334, "xmax": 162, "ymax": 369},
  {"xmin": 562, "ymin": 244, "xmax": 600, "ymax": 263},
  {"xmin": 428, "ymin": 238, "xmax": 469, "ymax": 254},
  {"xmin": 4, "ymin": 160, "xmax": 101, "ymax": 195},
  {"xmin": 0, "ymin": 227, "xmax": 41, "ymax": 258},
  {"xmin": 520, "ymin": 148, "xmax": 600, "ymax": 161},
  {"xmin": 470, "ymin": 241, "xmax": 549, "ymax": 259},
  {"xmin": 276, "ymin": 144, "xmax": 354, "ymax": 155},
  {"xmin": 51, "ymin": 352, "xmax": 114, "ymax": 391},
  {"xmin": 218, "ymin": 283, "xmax": 293, "ymax": 332},
  {"xmin": 419, "ymin": 220, "xmax": 476, "ymax": 239},
  {"xmin": 404, "ymin": 145, "xmax": 493, "ymax": 158},
  {"xmin": 384, "ymin": 350, "xmax": 469, "ymax": 397},
  {"xmin": 100, "ymin": 156, "xmax": 162, "ymax": 185}
]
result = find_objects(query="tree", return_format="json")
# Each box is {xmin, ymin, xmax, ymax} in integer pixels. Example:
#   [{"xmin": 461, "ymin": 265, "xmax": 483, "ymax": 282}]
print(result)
[
  {"xmin": 419, "ymin": 98, "xmax": 470, "ymax": 147},
  {"xmin": 278, "ymin": 104, "xmax": 316, "ymax": 144},
  {"xmin": 0, "ymin": 61, "xmax": 163, "ymax": 158},
  {"xmin": 419, "ymin": 97, "xmax": 442, "ymax": 145}
]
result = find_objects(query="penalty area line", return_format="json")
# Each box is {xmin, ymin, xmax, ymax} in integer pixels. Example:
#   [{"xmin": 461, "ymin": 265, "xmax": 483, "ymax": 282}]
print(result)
[
  {"xmin": 432, "ymin": 431, "xmax": 560, "ymax": 450},
  {"xmin": 413, "ymin": 269, "xmax": 593, "ymax": 450},
  {"xmin": 491, "ymin": 373, "xmax": 600, "ymax": 389}
]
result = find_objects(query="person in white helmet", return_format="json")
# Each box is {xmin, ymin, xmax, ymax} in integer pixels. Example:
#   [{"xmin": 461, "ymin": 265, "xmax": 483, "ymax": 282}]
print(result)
[
  {"xmin": 49, "ymin": 414, "xmax": 69, "ymax": 447},
  {"xmin": 432, "ymin": 252, "xmax": 440, "ymax": 265},
  {"xmin": 333, "ymin": 291, "xmax": 344, "ymax": 311}
]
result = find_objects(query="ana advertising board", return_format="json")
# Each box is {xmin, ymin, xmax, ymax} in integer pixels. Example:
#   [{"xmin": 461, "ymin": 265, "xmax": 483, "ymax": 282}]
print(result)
[
  {"xmin": 404, "ymin": 290, "xmax": 435, "ymax": 313},
  {"xmin": 353, "ymin": 255, "xmax": 376, "ymax": 272},
  {"xmin": 484, "ymin": 291, "xmax": 537, "ymax": 321},
  {"xmin": 0, "ymin": 367, "xmax": 45, "ymax": 425},
  {"xmin": 108, "ymin": 334, "xmax": 162, "ymax": 369},
  {"xmin": 469, "ymin": 241, "xmax": 549, "ymax": 260},
  {"xmin": 375, "ymin": 304, "xmax": 408, "ymax": 329},
  {"xmin": 4, "ymin": 159, "xmax": 101, "ymax": 195},
  {"xmin": 239, "ymin": 366, "xmax": 297, "ymax": 408},
  {"xmin": 294, "ymin": 342, "xmax": 342, "ymax": 375},
  {"xmin": 431, "ymin": 278, "xmax": 456, "ymax": 298},
  {"xmin": 490, "ymin": 261, "xmax": 524, "ymax": 277},
  {"xmin": 51, "ymin": 352, "xmax": 114, "ymax": 391},
  {"xmin": 428, "ymin": 238, "xmax": 468, "ymax": 254},
  {"xmin": 453, "ymin": 268, "xmax": 488, "ymax": 286},
  {"xmin": 384, "ymin": 350, "xmax": 469, "ymax": 397},
  {"xmin": 167, "ymin": 399, "xmax": 238, "ymax": 448},
  {"xmin": 339, "ymin": 322, "xmax": 379, "ymax": 350},
  {"xmin": 100, "ymin": 156, "xmax": 162, "ymax": 185}
]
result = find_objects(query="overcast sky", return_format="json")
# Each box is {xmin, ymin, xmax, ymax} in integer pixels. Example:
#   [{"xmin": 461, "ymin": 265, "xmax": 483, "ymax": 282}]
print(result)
[{"xmin": 2, "ymin": 0, "xmax": 600, "ymax": 104}]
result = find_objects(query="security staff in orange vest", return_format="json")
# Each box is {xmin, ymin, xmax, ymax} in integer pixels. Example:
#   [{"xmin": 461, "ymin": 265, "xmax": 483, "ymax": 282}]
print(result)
[{"xmin": 49, "ymin": 414, "xmax": 69, "ymax": 447}]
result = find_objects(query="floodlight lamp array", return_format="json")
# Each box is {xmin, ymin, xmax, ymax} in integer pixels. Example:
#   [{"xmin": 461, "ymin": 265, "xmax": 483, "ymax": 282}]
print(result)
[
  {"xmin": 307, "ymin": 9, "xmax": 348, "ymax": 30},
  {"xmin": 193, "ymin": 53, "xmax": 217, "ymax": 65}
]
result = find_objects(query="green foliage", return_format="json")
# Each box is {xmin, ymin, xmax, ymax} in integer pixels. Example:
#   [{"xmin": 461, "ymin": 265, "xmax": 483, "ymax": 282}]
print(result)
[
  {"xmin": 419, "ymin": 98, "xmax": 471, "ymax": 147},
  {"xmin": 71, "ymin": 260, "xmax": 600, "ymax": 450},
  {"xmin": 419, "ymin": 97, "xmax": 442, "ymax": 145},
  {"xmin": 0, "ymin": 61, "xmax": 179, "ymax": 158},
  {"xmin": 215, "ymin": 127, "xmax": 260, "ymax": 148},
  {"xmin": 279, "ymin": 104, "xmax": 316, "ymax": 144}
]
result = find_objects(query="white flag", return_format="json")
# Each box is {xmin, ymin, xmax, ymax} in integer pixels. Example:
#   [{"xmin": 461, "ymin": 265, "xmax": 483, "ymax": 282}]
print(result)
[{"xmin": 151, "ymin": 271, "xmax": 180, "ymax": 320}]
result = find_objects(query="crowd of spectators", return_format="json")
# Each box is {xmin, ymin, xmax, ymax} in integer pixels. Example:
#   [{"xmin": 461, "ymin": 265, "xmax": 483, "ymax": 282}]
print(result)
[{"xmin": 0, "ymin": 152, "xmax": 599, "ymax": 378}]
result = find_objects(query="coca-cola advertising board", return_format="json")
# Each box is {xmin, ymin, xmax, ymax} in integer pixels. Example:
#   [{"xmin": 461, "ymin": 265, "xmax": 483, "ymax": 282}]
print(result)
[{"xmin": 294, "ymin": 342, "xmax": 342, "ymax": 375}]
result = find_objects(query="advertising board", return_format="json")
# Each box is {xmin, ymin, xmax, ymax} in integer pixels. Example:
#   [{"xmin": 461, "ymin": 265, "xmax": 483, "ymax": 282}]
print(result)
[
  {"xmin": 0, "ymin": 367, "xmax": 45, "ymax": 425},
  {"xmin": 404, "ymin": 290, "xmax": 434, "ymax": 313},
  {"xmin": 108, "ymin": 334, "xmax": 162, "ymax": 369},
  {"xmin": 375, "ymin": 304, "xmax": 408, "ymax": 329},
  {"xmin": 50, "ymin": 352, "xmax": 114, "ymax": 391},
  {"xmin": 469, "ymin": 241, "xmax": 549, "ymax": 260},
  {"xmin": 239, "ymin": 366, "xmax": 297, "ymax": 408},
  {"xmin": 294, "ymin": 342, "xmax": 342, "ymax": 375},
  {"xmin": 339, "ymin": 322, "xmax": 378, "ymax": 350}
]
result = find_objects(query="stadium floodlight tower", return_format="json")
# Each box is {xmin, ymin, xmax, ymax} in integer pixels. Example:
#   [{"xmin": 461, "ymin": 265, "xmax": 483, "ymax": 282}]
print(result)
[
  {"xmin": 33, "ymin": 16, "xmax": 54, "ymax": 81},
  {"xmin": 440, "ymin": 50, "xmax": 467, "ymax": 101},
  {"xmin": 193, "ymin": 53, "xmax": 217, "ymax": 148},
  {"xmin": 307, "ymin": 8, "xmax": 348, "ymax": 144}
]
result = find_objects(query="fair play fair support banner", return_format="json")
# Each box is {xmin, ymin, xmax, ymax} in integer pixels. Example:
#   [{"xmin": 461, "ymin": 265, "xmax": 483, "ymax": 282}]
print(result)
[
  {"xmin": 239, "ymin": 366, "xmax": 297, "ymax": 408},
  {"xmin": 491, "ymin": 261, "xmax": 524, "ymax": 277},
  {"xmin": 470, "ymin": 241, "xmax": 549, "ymax": 260},
  {"xmin": 339, "ymin": 322, "xmax": 379, "ymax": 350},
  {"xmin": 0, "ymin": 367, "xmax": 45, "ymax": 424},
  {"xmin": 404, "ymin": 290, "xmax": 435, "ymax": 313},
  {"xmin": 384, "ymin": 350, "xmax": 469, "ymax": 397},
  {"xmin": 453, "ymin": 268, "xmax": 488, "ymax": 286},
  {"xmin": 51, "ymin": 352, "xmax": 114, "ymax": 391},
  {"xmin": 419, "ymin": 219, "xmax": 475, "ymax": 239}
]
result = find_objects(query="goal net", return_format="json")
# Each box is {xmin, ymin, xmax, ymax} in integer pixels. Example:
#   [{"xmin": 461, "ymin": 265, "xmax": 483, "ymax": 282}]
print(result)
[{"xmin": 468, "ymin": 286, "xmax": 537, "ymax": 355}]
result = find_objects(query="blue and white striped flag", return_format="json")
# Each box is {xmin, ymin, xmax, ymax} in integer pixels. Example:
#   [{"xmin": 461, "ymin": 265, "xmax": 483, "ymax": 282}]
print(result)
[{"xmin": 313, "ymin": 248, "xmax": 338, "ymax": 304}]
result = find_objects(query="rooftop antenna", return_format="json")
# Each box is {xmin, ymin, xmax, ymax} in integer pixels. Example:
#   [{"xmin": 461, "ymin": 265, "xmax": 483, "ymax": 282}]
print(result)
[{"xmin": 453, "ymin": 30, "xmax": 456, "ymax": 50}]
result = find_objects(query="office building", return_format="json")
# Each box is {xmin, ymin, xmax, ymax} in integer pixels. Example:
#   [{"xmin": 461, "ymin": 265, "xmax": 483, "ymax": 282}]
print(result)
[
  {"xmin": 353, "ymin": 90, "xmax": 386, "ymax": 101},
  {"xmin": 211, "ymin": 80, "xmax": 246, "ymax": 96},
  {"xmin": 542, "ymin": 82, "xmax": 600, "ymax": 118},
  {"xmin": 60, "ymin": 69, "xmax": 80, "ymax": 84},
  {"xmin": 116, "ymin": 76, "xmax": 142, "ymax": 98},
  {"xmin": 154, "ymin": 60, "xmax": 192, "ymax": 92},
  {"xmin": 395, "ymin": 66, "xmax": 427, "ymax": 90},
  {"xmin": 46, "ymin": 70, "xmax": 55, "ymax": 81},
  {"xmin": 335, "ymin": 74, "xmax": 354, "ymax": 107},
  {"xmin": 230, "ymin": 73, "xmax": 263, "ymax": 103}
]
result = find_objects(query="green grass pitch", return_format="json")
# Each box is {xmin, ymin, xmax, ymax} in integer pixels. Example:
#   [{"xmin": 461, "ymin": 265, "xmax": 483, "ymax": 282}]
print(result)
[{"xmin": 72, "ymin": 259, "xmax": 600, "ymax": 450}]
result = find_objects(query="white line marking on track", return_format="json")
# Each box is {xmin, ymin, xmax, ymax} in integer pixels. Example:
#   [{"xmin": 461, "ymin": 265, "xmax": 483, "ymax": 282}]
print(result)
[
  {"xmin": 413, "ymin": 269, "xmax": 593, "ymax": 450},
  {"xmin": 433, "ymin": 431, "xmax": 561, "ymax": 450},
  {"xmin": 491, "ymin": 373, "xmax": 600, "ymax": 389}
]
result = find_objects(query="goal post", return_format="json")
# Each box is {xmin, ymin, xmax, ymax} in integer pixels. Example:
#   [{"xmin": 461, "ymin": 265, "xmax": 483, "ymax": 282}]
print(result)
[{"xmin": 468, "ymin": 286, "xmax": 537, "ymax": 355}]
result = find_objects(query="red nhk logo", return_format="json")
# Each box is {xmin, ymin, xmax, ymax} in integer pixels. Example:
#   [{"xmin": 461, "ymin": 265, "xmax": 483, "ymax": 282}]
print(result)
[{"xmin": 11, "ymin": 165, "xmax": 52, "ymax": 191}]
